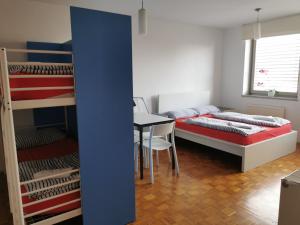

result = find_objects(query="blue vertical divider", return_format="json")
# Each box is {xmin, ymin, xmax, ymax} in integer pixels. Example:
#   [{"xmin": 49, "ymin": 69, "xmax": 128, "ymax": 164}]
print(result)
[{"xmin": 70, "ymin": 6, "xmax": 135, "ymax": 225}]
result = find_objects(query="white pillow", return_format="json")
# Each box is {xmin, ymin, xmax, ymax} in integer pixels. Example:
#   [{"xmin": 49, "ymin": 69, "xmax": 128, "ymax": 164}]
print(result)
[
  {"xmin": 166, "ymin": 108, "xmax": 198, "ymax": 119},
  {"xmin": 192, "ymin": 105, "xmax": 220, "ymax": 115},
  {"xmin": 33, "ymin": 168, "xmax": 73, "ymax": 179}
]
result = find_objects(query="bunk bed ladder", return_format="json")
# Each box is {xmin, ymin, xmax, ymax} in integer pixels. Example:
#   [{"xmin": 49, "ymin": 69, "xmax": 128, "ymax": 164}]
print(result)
[
  {"xmin": 0, "ymin": 56, "xmax": 14, "ymax": 217},
  {"xmin": 1, "ymin": 46, "xmax": 82, "ymax": 225},
  {"xmin": 0, "ymin": 99, "xmax": 14, "ymax": 213},
  {"xmin": 0, "ymin": 48, "xmax": 25, "ymax": 225}
]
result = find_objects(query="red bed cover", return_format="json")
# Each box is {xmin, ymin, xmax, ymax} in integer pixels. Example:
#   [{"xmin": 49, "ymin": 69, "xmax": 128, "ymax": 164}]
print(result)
[
  {"xmin": 17, "ymin": 138, "xmax": 80, "ymax": 216},
  {"xmin": 175, "ymin": 114, "xmax": 292, "ymax": 145},
  {"xmin": 10, "ymin": 76, "xmax": 74, "ymax": 101}
]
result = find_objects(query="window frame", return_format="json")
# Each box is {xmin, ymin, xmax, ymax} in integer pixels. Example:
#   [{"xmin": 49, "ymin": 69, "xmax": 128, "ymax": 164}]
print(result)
[{"xmin": 248, "ymin": 37, "xmax": 300, "ymax": 98}]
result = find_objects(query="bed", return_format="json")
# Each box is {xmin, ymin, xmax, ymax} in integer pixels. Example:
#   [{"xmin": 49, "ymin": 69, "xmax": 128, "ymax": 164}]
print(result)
[
  {"xmin": 17, "ymin": 137, "xmax": 81, "ymax": 221},
  {"xmin": 1, "ymin": 48, "xmax": 80, "ymax": 225},
  {"xmin": 158, "ymin": 92, "xmax": 298, "ymax": 172},
  {"xmin": 8, "ymin": 64, "xmax": 74, "ymax": 101}
]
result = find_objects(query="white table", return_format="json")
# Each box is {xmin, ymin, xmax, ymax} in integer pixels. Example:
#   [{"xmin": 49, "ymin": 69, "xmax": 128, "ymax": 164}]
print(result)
[{"xmin": 134, "ymin": 113, "xmax": 174, "ymax": 179}]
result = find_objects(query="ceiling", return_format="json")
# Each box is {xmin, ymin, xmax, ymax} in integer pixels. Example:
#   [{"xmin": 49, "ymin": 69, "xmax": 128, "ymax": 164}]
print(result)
[{"xmin": 30, "ymin": 0, "xmax": 300, "ymax": 28}]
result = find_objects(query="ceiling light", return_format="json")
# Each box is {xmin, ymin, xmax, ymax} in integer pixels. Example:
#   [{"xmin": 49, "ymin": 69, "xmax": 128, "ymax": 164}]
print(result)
[{"xmin": 138, "ymin": 0, "xmax": 147, "ymax": 35}]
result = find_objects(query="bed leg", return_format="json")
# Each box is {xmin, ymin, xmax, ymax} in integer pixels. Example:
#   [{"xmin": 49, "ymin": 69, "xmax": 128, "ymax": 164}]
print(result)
[{"xmin": 241, "ymin": 156, "xmax": 248, "ymax": 173}]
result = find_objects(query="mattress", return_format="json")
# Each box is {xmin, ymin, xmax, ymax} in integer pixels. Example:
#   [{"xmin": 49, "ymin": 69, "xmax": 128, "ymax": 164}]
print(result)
[
  {"xmin": 175, "ymin": 114, "xmax": 292, "ymax": 146},
  {"xmin": 10, "ymin": 76, "xmax": 74, "ymax": 101},
  {"xmin": 17, "ymin": 138, "xmax": 81, "ymax": 216},
  {"xmin": 9, "ymin": 64, "xmax": 74, "ymax": 101}
]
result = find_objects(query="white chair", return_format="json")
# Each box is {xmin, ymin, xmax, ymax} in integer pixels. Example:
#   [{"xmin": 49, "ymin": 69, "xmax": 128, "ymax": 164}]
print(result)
[
  {"xmin": 133, "ymin": 97, "xmax": 151, "ymax": 172},
  {"xmin": 133, "ymin": 96, "xmax": 151, "ymax": 139},
  {"xmin": 133, "ymin": 97, "xmax": 172, "ymax": 174},
  {"xmin": 133, "ymin": 97, "xmax": 150, "ymax": 114},
  {"xmin": 142, "ymin": 122, "xmax": 180, "ymax": 183}
]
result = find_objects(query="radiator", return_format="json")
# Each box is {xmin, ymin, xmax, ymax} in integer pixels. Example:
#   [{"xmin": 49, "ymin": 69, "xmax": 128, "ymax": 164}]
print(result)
[{"xmin": 246, "ymin": 105, "xmax": 286, "ymax": 118}]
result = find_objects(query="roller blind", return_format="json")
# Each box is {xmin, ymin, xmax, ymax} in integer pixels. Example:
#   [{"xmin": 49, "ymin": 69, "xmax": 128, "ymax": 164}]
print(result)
[
  {"xmin": 242, "ymin": 14, "xmax": 300, "ymax": 40},
  {"xmin": 252, "ymin": 34, "xmax": 300, "ymax": 93}
]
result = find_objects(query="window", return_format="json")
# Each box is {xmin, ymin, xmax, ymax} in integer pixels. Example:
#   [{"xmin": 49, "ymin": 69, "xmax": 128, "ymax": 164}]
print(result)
[{"xmin": 249, "ymin": 34, "xmax": 300, "ymax": 98}]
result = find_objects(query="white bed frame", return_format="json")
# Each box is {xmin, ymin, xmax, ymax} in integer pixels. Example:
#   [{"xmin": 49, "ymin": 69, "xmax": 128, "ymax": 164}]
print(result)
[
  {"xmin": 0, "ymin": 48, "xmax": 80, "ymax": 225},
  {"xmin": 158, "ymin": 92, "xmax": 298, "ymax": 172}
]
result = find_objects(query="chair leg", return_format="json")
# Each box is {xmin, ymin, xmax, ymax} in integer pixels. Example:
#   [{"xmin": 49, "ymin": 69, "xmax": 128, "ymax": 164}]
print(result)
[
  {"xmin": 143, "ymin": 147, "xmax": 146, "ymax": 168},
  {"xmin": 171, "ymin": 144, "xmax": 180, "ymax": 175},
  {"xmin": 149, "ymin": 148, "xmax": 154, "ymax": 184},
  {"xmin": 144, "ymin": 147, "xmax": 149, "ymax": 168},
  {"xmin": 156, "ymin": 150, "xmax": 159, "ymax": 167},
  {"xmin": 167, "ymin": 149, "xmax": 172, "ymax": 163}
]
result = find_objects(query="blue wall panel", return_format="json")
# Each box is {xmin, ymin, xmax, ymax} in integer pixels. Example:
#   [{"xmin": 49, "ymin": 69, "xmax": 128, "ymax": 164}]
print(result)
[
  {"xmin": 27, "ymin": 42, "xmax": 77, "ymax": 137},
  {"xmin": 33, "ymin": 107, "xmax": 65, "ymax": 127},
  {"xmin": 27, "ymin": 42, "xmax": 72, "ymax": 63},
  {"xmin": 70, "ymin": 7, "xmax": 135, "ymax": 225},
  {"xmin": 27, "ymin": 41, "xmax": 70, "ymax": 127},
  {"xmin": 66, "ymin": 106, "xmax": 78, "ymax": 139}
]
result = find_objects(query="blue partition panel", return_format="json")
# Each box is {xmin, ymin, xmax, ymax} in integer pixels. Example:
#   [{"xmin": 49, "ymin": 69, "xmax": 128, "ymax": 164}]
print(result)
[
  {"xmin": 66, "ymin": 106, "xmax": 78, "ymax": 139},
  {"xmin": 27, "ymin": 42, "xmax": 71, "ymax": 127},
  {"xmin": 33, "ymin": 107, "xmax": 65, "ymax": 127},
  {"xmin": 27, "ymin": 42, "xmax": 72, "ymax": 63},
  {"xmin": 70, "ymin": 7, "xmax": 135, "ymax": 225}
]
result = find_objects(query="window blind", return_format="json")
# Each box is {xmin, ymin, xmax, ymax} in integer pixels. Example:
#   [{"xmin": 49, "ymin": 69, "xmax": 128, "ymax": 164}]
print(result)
[{"xmin": 253, "ymin": 34, "xmax": 300, "ymax": 94}]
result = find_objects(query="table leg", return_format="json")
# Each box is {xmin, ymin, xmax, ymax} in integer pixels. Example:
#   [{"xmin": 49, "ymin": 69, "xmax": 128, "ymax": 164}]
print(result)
[{"xmin": 139, "ymin": 127, "xmax": 144, "ymax": 179}]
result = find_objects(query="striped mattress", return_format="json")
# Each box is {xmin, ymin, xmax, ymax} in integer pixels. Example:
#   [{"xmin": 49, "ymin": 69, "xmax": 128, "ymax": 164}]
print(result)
[
  {"xmin": 19, "ymin": 152, "xmax": 80, "ymax": 200},
  {"xmin": 9, "ymin": 64, "xmax": 74, "ymax": 101}
]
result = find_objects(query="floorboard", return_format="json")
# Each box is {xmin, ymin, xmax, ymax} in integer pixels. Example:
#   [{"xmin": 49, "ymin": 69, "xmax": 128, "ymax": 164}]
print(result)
[{"xmin": 1, "ymin": 139, "xmax": 300, "ymax": 225}]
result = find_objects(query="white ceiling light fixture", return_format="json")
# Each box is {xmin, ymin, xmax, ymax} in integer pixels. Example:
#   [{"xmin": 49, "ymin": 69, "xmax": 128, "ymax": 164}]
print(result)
[
  {"xmin": 138, "ymin": 0, "xmax": 147, "ymax": 35},
  {"xmin": 253, "ymin": 8, "xmax": 262, "ymax": 40}
]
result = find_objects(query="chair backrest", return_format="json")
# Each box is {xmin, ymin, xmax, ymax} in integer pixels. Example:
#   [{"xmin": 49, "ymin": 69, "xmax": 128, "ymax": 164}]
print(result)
[
  {"xmin": 152, "ymin": 122, "xmax": 175, "ymax": 137},
  {"xmin": 133, "ymin": 97, "xmax": 149, "ymax": 113}
]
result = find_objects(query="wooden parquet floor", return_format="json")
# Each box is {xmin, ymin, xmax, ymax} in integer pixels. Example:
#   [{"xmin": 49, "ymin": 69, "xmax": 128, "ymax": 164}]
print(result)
[
  {"xmin": 131, "ymin": 140, "xmax": 300, "ymax": 225},
  {"xmin": 1, "ymin": 139, "xmax": 300, "ymax": 225}
]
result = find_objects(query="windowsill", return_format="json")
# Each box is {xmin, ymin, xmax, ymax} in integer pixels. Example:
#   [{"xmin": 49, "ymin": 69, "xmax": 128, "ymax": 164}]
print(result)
[{"xmin": 242, "ymin": 94, "xmax": 299, "ymax": 101}]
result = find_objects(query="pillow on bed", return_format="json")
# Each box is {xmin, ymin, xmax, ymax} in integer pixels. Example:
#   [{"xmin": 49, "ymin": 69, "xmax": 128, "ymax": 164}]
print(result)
[
  {"xmin": 166, "ymin": 108, "xmax": 198, "ymax": 119},
  {"xmin": 15, "ymin": 128, "xmax": 66, "ymax": 149},
  {"xmin": 192, "ymin": 105, "xmax": 220, "ymax": 115}
]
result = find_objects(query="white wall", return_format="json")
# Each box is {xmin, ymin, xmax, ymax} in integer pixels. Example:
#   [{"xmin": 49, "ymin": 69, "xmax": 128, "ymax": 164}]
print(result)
[
  {"xmin": 220, "ymin": 27, "xmax": 300, "ymax": 141},
  {"xmin": 0, "ymin": 0, "xmax": 71, "ymax": 48},
  {"xmin": 132, "ymin": 18, "xmax": 224, "ymax": 112}
]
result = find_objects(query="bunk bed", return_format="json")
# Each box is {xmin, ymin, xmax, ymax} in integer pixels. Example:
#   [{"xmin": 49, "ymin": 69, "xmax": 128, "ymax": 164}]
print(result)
[
  {"xmin": 18, "ymin": 137, "xmax": 81, "ymax": 222},
  {"xmin": 0, "ymin": 48, "xmax": 81, "ymax": 225}
]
